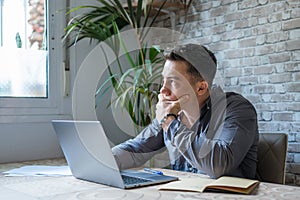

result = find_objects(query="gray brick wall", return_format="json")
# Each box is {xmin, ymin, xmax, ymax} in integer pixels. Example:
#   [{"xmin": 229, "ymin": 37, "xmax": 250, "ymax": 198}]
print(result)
[{"xmin": 162, "ymin": 0, "xmax": 300, "ymax": 185}]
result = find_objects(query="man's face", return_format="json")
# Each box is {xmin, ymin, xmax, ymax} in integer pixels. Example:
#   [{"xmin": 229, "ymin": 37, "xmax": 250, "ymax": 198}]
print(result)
[{"xmin": 160, "ymin": 60, "xmax": 199, "ymax": 102}]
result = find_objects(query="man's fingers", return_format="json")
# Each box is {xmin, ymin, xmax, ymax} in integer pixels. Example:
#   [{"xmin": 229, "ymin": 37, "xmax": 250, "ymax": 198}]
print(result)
[
  {"xmin": 177, "ymin": 94, "xmax": 190, "ymax": 104},
  {"xmin": 169, "ymin": 96, "xmax": 188, "ymax": 114},
  {"xmin": 158, "ymin": 94, "xmax": 164, "ymax": 101}
]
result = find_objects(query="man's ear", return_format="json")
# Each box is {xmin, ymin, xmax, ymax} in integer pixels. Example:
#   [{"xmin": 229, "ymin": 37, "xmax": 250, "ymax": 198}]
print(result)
[{"xmin": 196, "ymin": 81, "xmax": 209, "ymax": 95}]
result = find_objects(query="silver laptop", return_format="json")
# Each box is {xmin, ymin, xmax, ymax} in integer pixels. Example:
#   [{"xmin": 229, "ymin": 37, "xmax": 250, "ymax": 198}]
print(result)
[{"xmin": 51, "ymin": 120, "xmax": 178, "ymax": 189}]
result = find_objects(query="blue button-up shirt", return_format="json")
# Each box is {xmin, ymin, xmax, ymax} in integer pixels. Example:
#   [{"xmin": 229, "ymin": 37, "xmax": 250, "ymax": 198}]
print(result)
[{"xmin": 112, "ymin": 86, "xmax": 259, "ymax": 179}]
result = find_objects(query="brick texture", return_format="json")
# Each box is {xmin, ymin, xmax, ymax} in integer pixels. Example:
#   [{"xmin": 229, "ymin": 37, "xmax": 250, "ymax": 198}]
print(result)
[{"xmin": 162, "ymin": 0, "xmax": 300, "ymax": 186}]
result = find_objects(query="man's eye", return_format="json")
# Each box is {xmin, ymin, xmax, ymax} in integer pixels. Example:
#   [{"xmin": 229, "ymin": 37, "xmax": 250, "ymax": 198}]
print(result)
[
  {"xmin": 162, "ymin": 79, "xmax": 178, "ymax": 86},
  {"xmin": 170, "ymin": 79, "xmax": 177, "ymax": 84}
]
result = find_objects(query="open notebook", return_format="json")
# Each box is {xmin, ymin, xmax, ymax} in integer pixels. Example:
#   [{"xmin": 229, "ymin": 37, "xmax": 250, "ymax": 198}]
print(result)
[
  {"xmin": 52, "ymin": 120, "xmax": 178, "ymax": 189},
  {"xmin": 159, "ymin": 176, "xmax": 259, "ymax": 194}
]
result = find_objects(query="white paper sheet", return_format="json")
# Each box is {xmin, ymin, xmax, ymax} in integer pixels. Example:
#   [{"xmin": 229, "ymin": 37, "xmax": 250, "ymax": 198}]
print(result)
[{"xmin": 2, "ymin": 165, "xmax": 72, "ymax": 177}]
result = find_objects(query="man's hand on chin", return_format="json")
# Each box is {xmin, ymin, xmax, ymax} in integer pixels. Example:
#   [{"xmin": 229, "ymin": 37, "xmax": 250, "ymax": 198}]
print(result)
[{"xmin": 155, "ymin": 94, "xmax": 190, "ymax": 126}]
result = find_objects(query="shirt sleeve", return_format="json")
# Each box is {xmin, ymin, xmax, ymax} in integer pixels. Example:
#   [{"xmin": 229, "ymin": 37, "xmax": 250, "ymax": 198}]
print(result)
[
  {"xmin": 112, "ymin": 119, "xmax": 166, "ymax": 170},
  {"xmin": 164, "ymin": 95, "xmax": 258, "ymax": 179}
]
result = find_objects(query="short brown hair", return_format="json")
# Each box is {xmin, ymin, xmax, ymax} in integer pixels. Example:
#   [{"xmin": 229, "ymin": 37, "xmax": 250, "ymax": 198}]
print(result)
[{"xmin": 163, "ymin": 43, "xmax": 217, "ymax": 87}]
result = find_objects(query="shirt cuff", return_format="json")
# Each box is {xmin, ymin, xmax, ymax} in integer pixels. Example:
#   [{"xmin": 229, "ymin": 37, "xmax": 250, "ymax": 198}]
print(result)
[{"xmin": 165, "ymin": 119, "xmax": 180, "ymax": 140}]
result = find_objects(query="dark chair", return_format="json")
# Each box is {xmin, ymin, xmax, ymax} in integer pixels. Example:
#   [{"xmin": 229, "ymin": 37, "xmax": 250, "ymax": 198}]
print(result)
[{"xmin": 256, "ymin": 133, "xmax": 288, "ymax": 184}]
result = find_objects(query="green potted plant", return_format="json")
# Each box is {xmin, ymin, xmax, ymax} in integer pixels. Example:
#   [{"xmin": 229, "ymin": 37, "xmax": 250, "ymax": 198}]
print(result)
[
  {"xmin": 63, "ymin": 0, "xmax": 192, "ymax": 132},
  {"xmin": 94, "ymin": 25, "xmax": 165, "ymax": 133}
]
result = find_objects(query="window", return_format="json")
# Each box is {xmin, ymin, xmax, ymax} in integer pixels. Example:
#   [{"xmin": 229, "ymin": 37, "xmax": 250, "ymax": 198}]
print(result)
[
  {"xmin": 0, "ymin": 1, "xmax": 70, "ymax": 163},
  {"xmin": 0, "ymin": 0, "xmax": 47, "ymax": 97},
  {"xmin": 0, "ymin": 0, "xmax": 67, "ymax": 122}
]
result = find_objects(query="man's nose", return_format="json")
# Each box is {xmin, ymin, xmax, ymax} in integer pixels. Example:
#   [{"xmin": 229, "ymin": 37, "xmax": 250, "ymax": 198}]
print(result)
[{"xmin": 160, "ymin": 84, "xmax": 171, "ymax": 96}]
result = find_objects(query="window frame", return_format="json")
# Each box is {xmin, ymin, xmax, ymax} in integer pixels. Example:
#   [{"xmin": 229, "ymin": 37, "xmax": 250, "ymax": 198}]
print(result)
[
  {"xmin": 0, "ymin": 0, "xmax": 3, "ymax": 46},
  {"xmin": 0, "ymin": 0, "xmax": 68, "ymax": 123}
]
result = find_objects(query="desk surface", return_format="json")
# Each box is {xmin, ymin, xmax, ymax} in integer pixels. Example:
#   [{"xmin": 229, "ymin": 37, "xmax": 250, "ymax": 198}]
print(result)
[{"xmin": 0, "ymin": 158, "xmax": 299, "ymax": 200}]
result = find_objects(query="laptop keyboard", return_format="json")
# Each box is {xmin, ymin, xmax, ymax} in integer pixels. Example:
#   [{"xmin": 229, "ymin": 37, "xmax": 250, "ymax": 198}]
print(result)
[{"xmin": 121, "ymin": 175, "xmax": 151, "ymax": 185}]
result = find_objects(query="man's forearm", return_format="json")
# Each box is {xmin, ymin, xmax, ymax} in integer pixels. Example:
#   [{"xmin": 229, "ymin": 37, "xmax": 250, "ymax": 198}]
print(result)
[{"xmin": 112, "ymin": 119, "xmax": 165, "ymax": 169}]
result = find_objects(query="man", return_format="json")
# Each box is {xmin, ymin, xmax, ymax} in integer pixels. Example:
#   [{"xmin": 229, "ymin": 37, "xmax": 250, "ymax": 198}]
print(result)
[{"xmin": 112, "ymin": 43, "xmax": 259, "ymax": 179}]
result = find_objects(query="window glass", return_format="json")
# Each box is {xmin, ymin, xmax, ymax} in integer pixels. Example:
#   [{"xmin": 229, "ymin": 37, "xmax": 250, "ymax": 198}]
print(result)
[{"xmin": 0, "ymin": 0, "xmax": 47, "ymax": 97}]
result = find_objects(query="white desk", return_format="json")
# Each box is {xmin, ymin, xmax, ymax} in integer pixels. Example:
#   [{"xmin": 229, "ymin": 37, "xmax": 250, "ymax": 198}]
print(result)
[{"xmin": 0, "ymin": 158, "xmax": 299, "ymax": 199}]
